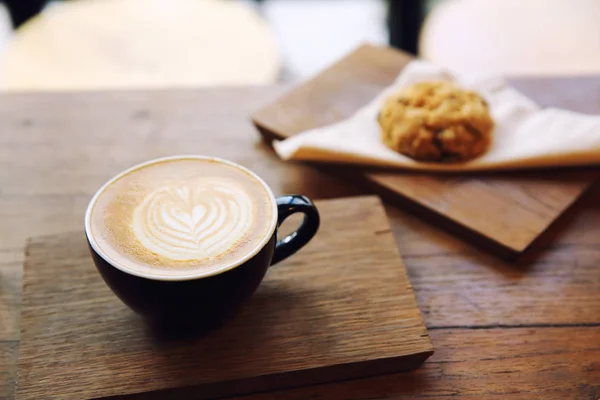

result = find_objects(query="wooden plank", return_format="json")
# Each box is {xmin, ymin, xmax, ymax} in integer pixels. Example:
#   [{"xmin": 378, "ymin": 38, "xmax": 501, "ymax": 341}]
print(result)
[
  {"xmin": 386, "ymin": 184, "xmax": 600, "ymax": 328},
  {"xmin": 0, "ymin": 86, "xmax": 353, "ymax": 398},
  {"xmin": 252, "ymin": 44, "xmax": 600, "ymax": 259},
  {"xmin": 0, "ymin": 342, "xmax": 18, "ymax": 400},
  {"xmin": 0, "ymin": 257, "xmax": 22, "ymax": 342},
  {"xmin": 0, "ymin": 86, "xmax": 599, "ymax": 398},
  {"xmin": 228, "ymin": 327, "xmax": 600, "ymax": 400},
  {"xmin": 17, "ymin": 196, "xmax": 432, "ymax": 400}
]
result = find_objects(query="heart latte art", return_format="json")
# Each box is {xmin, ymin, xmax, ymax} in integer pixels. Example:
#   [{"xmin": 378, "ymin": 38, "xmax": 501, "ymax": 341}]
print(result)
[
  {"xmin": 132, "ymin": 180, "xmax": 254, "ymax": 261},
  {"xmin": 87, "ymin": 157, "xmax": 276, "ymax": 278}
]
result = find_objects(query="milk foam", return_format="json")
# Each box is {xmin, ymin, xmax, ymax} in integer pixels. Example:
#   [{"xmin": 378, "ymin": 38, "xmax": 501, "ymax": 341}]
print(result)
[
  {"xmin": 86, "ymin": 156, "xmax": 276, "ymax": 279},
  {"xmin": 132, "ymin": 179, "xmax": 253, "ymax": 261}
]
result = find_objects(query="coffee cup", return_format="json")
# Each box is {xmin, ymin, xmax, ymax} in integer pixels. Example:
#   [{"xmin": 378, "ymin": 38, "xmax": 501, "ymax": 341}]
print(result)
[{"xmin": 84, "ymin": 155, "xmax": 319, "ymax": 330}]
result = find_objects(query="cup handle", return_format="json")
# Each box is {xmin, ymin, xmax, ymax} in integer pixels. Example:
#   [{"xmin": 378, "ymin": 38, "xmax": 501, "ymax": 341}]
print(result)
[{"xmin": 271, "ymin": 195, "xmax": 320, "ymax": 265}]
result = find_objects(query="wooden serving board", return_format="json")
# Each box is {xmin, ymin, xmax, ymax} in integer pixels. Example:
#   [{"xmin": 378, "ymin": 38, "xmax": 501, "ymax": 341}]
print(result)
[
  {"xmin": 16, "ymin": 196, "xmax": 433, "ymax": 400},
  {"xmin": 252, "ymin": 44, "xmax": 600, "ymax": 259}
]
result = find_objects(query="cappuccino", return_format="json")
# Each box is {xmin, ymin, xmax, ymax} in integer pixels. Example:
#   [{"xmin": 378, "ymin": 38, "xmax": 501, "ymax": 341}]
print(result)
[{"xmin": 86, "ymin": 156, "xmax": 276, "ymax": 278}]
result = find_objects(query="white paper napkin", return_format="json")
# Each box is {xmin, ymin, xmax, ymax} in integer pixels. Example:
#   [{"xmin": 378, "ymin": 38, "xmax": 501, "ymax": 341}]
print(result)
[{"xmin": 273, "ymin": 61, "xmax": 600, "ymax": 171}]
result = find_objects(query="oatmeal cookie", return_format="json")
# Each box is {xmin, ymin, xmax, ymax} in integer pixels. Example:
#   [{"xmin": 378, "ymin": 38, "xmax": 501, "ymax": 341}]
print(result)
[{"xmin": 378, "ymin": 81, "xmax": 494, "ymax": 162}]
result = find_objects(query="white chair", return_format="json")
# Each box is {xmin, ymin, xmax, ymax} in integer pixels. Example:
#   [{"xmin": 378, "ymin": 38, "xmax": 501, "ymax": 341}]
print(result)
[
  {"xmin": 419, "ymin": 0, "xmax": 600, "ymax": 76},
  {"xmin": 0, "ymin": 0, "xmax": 281, "ymax": 91}
]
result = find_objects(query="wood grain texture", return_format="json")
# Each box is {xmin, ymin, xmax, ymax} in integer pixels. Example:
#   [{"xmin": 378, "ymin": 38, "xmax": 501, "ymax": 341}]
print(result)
[
  {"xmin": 1, "ymin": 86, "xmax": 599, "ymax": 398},
  {"xmin": 232, "ymin": 327, "xmax": 600, "ymax": 400},
  {"xmin": 389, "ymin": 181, "xmax": 600, "ymax": 329},
  {"xmin": 252, "ymin": 44, "xmax": 600, "ymax": 259},
  {"xmin": 0, "ymin": 257, "xmax": 21, "ymax": 342},
  {"xmin": 0, "ymin": 86, "xmax": 362, "ymax": 399},
  {"xmin": 16, "ymin": 196, "xmax": 433, "ymax": 400},
  {"xmin": 0, "ymin": 342, "xmax": 19, "ymax": 400}
]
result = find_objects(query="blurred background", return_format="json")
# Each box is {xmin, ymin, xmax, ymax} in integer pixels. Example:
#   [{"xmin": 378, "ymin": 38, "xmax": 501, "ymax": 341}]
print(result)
[{"xmin": 0, "ymin": 0, "xmax": 598, "ymax": 91}]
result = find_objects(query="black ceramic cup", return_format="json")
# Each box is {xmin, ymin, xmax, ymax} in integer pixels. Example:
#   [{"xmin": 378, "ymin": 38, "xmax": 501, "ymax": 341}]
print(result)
[{"xmin": 84, "ymin": 157, "xmax": 319, "ymax": 331}]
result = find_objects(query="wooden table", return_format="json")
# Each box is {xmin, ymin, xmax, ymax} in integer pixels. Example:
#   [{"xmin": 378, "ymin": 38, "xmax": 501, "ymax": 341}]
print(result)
[{"xmin": 0, "ymin": 86, "xmax": 599, "ymax": 399}]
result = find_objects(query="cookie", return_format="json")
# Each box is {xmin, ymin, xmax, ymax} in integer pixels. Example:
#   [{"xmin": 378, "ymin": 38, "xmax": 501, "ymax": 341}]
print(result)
[{"xmin": 378, "ymin": 81, "xmax": 494, "ymax": 162}]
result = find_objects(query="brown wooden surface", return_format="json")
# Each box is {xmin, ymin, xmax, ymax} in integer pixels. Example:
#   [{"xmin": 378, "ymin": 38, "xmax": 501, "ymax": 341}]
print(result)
[
  {"xmin": 252, "ymin": 44, "xmax": 600, "ymax": 259},
  {"xmin": 230, "ymin": 327, "xmax": 600, "ymax": 400},
  {"xmin": 0, "ymin": 86, "xmax": 599, "ymax": 399},
  {"xmin": 17, "ymin": 197, "xmax": 432, "ymax": 399}
]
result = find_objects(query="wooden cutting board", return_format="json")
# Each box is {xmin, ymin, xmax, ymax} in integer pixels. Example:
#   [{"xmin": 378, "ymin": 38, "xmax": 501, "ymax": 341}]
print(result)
[
  {"xmin": 16, "ymin": 196, "xmax": 433, "ymax": 400},
  {"xmin": 252, "ymin": 44, "xmax": 600, "ymax": 259}
]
